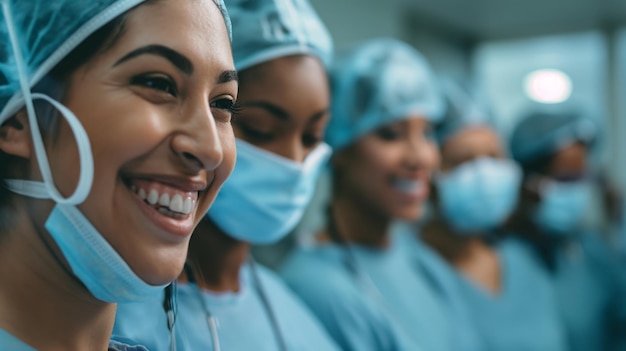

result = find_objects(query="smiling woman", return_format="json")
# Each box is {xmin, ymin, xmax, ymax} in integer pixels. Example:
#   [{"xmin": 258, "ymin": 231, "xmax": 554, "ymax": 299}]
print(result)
[{"xmin": 0, "ymin": 1, "xmax": 236, "ymax": 351}]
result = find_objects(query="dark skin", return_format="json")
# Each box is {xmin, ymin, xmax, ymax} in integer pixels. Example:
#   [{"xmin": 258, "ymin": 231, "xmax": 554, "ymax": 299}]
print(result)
[
  {"xmin": 318, "ymin": 117, "xmax": 439, "ymax": 249},
  {"xmin": 508, "ymin": 142, "xmax": 589, "ymax": 238},
  {"xmin": 505, "ymin": 142, "xmax": 589, "ymax": 269},
  {"xmin": 183, "ymin": 55, "xmax": 330, "ymax": 292},
  {"xmin": 421, "ymin": 126, "xmax": 507, "ymax": 294}
]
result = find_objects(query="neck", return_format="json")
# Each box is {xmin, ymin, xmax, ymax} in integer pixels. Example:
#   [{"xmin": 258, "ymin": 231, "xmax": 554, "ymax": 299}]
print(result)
[
  {"xmin": 422, "ymin": 219, "xmax": 502, "ymax": 294},
  {"xmin": 0, "ymin": 198, "xmax": 115, "ymax": 351},
  {"xmin": 185, "ymin": 217, "xmax": 250, "ymax": 292},
  {"xmin": 329, "ymin": 192, "xmax": 392, "ymax": 249}
]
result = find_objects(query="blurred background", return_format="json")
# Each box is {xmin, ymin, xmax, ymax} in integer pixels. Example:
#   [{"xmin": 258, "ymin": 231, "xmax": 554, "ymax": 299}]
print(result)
[
  {"xmin": 312, "ymin": 0, "xmax": 626, "ymax": 187},
  {"xmin": 254, "ymin": 0, "xmax": 626, "ymax": 267}
]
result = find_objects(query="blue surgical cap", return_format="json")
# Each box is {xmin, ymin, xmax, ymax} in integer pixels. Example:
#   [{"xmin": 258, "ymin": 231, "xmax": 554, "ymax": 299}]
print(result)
[
  {"xmin": 228, "ymin": 0, "xmax": 333, "ymax": 71},
  {"xmin": 509, "ymin": 110, "xmax": 599, "ymax": 167},
  {"xmin": 0, "ymin": 0, "xmax": 232, "ymax": 124},
  {"xmin": 326, "ymin": 38, "xmax": 444, "ymax": 151},
  {"xmin": 435, "ymin": 77, "xmax": 493, "ymax": 146}
]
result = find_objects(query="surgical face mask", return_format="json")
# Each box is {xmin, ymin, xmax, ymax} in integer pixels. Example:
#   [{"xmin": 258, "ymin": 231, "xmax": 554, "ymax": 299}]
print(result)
[
  {"xmin": 533, "ymin": 178, "xmax": 592, "ymax": 235},
  {"xmin": 436, "ymin": 157, "xmax": 522, "ymax": 233},
  {"xmin": 2, "ymin": 5, "xmax": 166, "ymax": 303},
  {"xmin": 208, "ymin": 139, "xmax": 331, "ymax": 244}
]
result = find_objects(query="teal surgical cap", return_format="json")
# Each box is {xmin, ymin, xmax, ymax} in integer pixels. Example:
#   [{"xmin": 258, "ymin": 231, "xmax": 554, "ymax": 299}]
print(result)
[
  {"xmin": 228, "ymin": 0, "xmax": 333, "ymax": 71},
  {"xmin": 326, "ymin": 38, "xmax": 444, "ymax": 151},
  {"xmin": 509, "ymin": 110, "xmax": 599, "ymax": 167},
  {"xmin": 0, "ymin": 0, "xmax": 231, "ymax": 123},
  {"xmin": 435, "ymin": 78, "xmax": 493, "ymax": 146}
]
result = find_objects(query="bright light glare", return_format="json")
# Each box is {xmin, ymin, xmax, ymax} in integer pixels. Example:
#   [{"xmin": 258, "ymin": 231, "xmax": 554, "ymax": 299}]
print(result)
[{"xmin": 524, "ymin": 69, "xmax": 572, "ymax": 104}]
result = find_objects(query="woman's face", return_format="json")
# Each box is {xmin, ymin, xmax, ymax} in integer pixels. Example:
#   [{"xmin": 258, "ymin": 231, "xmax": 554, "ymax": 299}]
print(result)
[
  {"xmin": 233, "ymin": 55, "xmax": 329, "ymax": 162},
  {"xmin": 440, "ymin": 126, "xmax": 505, "ymax": 172},
  {"xmin": 335, "ymin": 117, "xmax": 439, "ymax": 221},
  {"xmin": 43, "ymin": 0, "xmax": 237, "ymax": 284}
]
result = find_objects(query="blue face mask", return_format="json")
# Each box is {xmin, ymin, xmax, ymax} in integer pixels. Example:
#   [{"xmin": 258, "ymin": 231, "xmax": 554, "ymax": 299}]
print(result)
[
  {"xmin": 208, "ymin": 139, "xmax": 331, "ymax": 244},
  {"xmin": 533, "ymin": 178, "xmax": 592, "ymax": 235},
  {"xmin": 436, "ymin": 157, "xmax": 522, "ymax": 233},
  {"xmin": 2, "ymin": 7, "xmax": 167, "ymax": 303}
]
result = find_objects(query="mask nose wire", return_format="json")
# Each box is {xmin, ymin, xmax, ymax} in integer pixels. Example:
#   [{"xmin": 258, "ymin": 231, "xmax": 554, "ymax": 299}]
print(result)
[{"xmin": 3, "ymin": 1, "xmax": 93, "ymax": 205}]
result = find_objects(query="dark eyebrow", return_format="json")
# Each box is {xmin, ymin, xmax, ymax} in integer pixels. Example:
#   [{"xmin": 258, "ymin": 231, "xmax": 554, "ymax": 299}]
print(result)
[
  {"xmin": 218, "ymin": 70, "xmax": 238, "ymax": 84},
  {"xmin": 308, "ymin": 109, "xmax": 329, "ymax": 124},
  {"xmin": 240, "ymin": 102, "xmax": 329, "ymax": 122},
  {"xmin": 114, "ymin": 44, "xmax": 193, "ymax": 75},
  {"xmin": 241, "ymin": 101, "xmax": 290, "ymax": 120}
]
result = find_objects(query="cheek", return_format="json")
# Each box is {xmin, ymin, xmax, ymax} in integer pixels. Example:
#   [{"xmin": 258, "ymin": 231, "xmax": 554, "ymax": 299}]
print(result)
[{"xmin": 215, "ymin": 125, "xmax": 236, "ymax": 183}]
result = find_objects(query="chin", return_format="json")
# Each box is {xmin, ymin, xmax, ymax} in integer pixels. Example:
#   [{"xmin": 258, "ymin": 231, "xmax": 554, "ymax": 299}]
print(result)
[
  {"xmin": 130, "ymin": 245, "xmax": 189, "ymax": 286},
  {"xmin": 393, "ymin": 205, "xmax": 423, "ymax": 222}
]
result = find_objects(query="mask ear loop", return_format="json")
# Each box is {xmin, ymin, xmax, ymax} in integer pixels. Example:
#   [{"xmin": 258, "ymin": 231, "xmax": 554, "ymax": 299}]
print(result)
[{"xmin": 2, "ymin": 1, "xmax": 93, "ymax": 205}]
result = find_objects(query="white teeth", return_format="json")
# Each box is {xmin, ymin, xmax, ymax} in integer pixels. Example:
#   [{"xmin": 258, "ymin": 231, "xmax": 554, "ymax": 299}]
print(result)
[
  {"xmin": 183, "ymin": 197, "xmax": 193, "ymax": 214},
  {"xmin": 393, "ymin": 179, "xmax": 422, "ymax": 193},
  {"xmin": 133, "ymin": 185, "xmax": 196, "ymax": 216},
  {"xmin": 170, "ymin": 194, "xmax": 184, "ymax": 213},
  {"xmin": 147, "ymin": 189, "xmax": 159, "ymax": 205},
  {"xmin": 159, "ymin": 193, "xmax": 171, "ymax": 207}
]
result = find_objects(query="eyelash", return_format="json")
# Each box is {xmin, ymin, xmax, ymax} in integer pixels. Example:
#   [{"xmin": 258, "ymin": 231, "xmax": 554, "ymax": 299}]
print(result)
[
  {"xmin": 210, "ymin": 98, "xmax": 242, "ymax": 114},
  {"xmin": 130, "ymin": 75, "xmax": 178, "ymax": 96}
]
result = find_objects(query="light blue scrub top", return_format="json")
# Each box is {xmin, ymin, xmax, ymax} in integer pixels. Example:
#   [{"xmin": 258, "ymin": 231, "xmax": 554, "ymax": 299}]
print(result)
[
  {"xmin": 443, "ymin": 238, "xmax": 567, "ymax": 351},
  {"xmin": 0, "ymin": 328, "xmax": 148, "ymax": 351},
  {"xmin": 280, "ymin": 229, "xmax": 452, "ymax": 351},
  {"xmin": 113, "ymin": 263, "xmax": 340, "ymax": 351},
  {"xmin": 551, "ymin": 233, "xmax": 626, "ymax": 351}
]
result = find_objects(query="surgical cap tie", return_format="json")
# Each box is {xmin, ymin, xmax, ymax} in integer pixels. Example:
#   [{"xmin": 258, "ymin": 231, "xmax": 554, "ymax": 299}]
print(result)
[{"xmin": 2, "ymin": 1, "xmax": 93, "ymax": 205}]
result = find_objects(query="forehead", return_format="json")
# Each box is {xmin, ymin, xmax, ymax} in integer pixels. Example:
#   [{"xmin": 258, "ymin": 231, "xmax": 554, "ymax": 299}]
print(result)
[
  {"xmin": 115, "ymin": 0, "xmax": 233, "ymax": 71},
  {"xmin": 442, "ymin": 126, "xmax": 502, "ymax": 157},
  {"xmin": 548, "ymin": 142, "xmax": 588, "ymax": 175},
  {"xmin": 239, "ymin": 56, "xmax": 327, "ymax": 93}
]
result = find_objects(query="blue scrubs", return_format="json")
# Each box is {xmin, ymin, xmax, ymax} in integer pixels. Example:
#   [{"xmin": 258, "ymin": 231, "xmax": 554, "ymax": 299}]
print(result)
[
  {"xmin": 280, "ymin": 228, "xmax": 452, "ymax": 351},
  {"xmin": 114, "ymin": 263, "xmax": 339, "ymax": 351},
  {"xmin": 395, "ymin": 221, "xmax": 567, "ymax": 351},
  {"xmin": 0, "ymin": 329, "xmax": 148, "ymax": 351},
  {"xmin": 451, "ymin": 239, "xmax": 567, "ymax": 351},
  {"xmin": 551, "ymin": 233, "xmax": 626, "ymax": 351}
]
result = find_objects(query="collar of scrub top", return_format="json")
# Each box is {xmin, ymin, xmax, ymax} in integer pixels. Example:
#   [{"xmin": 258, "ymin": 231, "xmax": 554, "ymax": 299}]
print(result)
[
  {"xmin": 325, "ymin": 205, "xmax": 420, "ymax": 337},
  {"xmin": 162, "ymin": 258, "xmax": 287, "ymax": 351}
]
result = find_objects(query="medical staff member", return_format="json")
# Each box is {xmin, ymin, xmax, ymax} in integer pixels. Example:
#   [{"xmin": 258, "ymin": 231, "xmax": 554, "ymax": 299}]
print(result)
[
  {"xmin": 418, "ymin": 80, "xmax": 566, "ymax": 351},
  {"xmin": 280, "ymin": 38, "xmax": 454, "ymax": 351},
  {"xmin": 0, "ymin": 0, "xmax": 236, "ymax": 350},
  {"xmin": 508, "ymin": 110, "xmax": 626, "ymax": 351},
  {"xmin": 113, "ymin": 0, "xmax": 340, "ymax": 350}
]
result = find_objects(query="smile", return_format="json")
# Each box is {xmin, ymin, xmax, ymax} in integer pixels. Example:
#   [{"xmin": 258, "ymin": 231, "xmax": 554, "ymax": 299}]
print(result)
[{"xmin": 131, "ymin": 185, "xmax": 197, "ymax": 219}]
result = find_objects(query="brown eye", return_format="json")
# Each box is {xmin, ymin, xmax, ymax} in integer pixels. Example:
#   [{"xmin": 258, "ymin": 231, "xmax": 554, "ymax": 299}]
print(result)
[
  {"xmin": 130, "ymin": 75, "xmax": 178, "ymax": 96},
  {"xmin": 376, "ymin": 126, "xmax": 401, "ymax": 141}
]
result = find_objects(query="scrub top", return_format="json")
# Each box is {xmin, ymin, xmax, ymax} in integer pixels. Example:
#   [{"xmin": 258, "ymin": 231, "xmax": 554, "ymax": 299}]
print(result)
[
  {"xmin": 447, "ymin": 238, "xmax": 567, "ymax": 351},
  {"xmin": 396, "ymin": 227, "xmax": 485, "ymax": 351},
  {"xmin": 0, "ymin": 328, "xmax": 148, "ymax": 351},
  {"xmin": 113, "ymin": 262, "xmax": 339, "ymax": 351},
  {"xmin": 551, "ymin": 233, "xmax": 626, "ymax": 351},
  {"xmin": 280, "ymin": 228, "xmax": 452, "ymax": 351}
]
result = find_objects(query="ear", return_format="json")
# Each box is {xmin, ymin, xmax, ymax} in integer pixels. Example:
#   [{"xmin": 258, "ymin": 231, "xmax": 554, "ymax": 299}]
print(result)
[{"xmin": 0, "ymin": 109, "xmax": 32, "ymax": 159}]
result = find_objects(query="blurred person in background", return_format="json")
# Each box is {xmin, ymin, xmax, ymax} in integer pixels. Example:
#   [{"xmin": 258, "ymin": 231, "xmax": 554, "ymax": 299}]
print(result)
[
  {"xmin": 507, "ymin": 110, "xmax": 626, "ymax": 351},
  {"xmin": 113, "ymin": 0, "xmax": 341, "ymax": 350},
  {"xmin": 418, "ymin": 79, "xmax": 567, "ymax": 351},
  {"xmin": 280, "ymin": 38, "xmax": 457, "ymax": 351}
]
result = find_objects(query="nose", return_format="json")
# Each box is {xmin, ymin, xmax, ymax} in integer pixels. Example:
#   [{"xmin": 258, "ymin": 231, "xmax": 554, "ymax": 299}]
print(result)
[
  {"xmin": 272, "ymin": 135, "xmax": 307, "ymax": 163},
  {"xmin": 405, "ymin": 135, "xmax": 440, "ymax": 172},
  {"xmin": 171, "ymin": 103, "xmax": 225, "ymax": 172}
]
